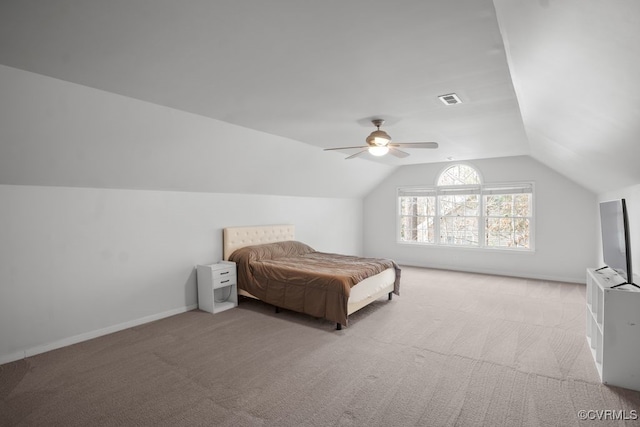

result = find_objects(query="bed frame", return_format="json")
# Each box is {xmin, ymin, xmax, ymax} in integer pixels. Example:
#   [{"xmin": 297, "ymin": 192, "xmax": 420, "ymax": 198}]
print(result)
[{"xmin": 223, "ymin": 224, "xmax": 395, "ymax": 329}]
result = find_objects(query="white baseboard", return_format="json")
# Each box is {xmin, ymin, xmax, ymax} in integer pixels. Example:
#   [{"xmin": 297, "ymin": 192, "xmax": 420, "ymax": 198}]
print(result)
[{"xmin": 0, "ymin": 304, "xmax": 198, "ymax": 366}]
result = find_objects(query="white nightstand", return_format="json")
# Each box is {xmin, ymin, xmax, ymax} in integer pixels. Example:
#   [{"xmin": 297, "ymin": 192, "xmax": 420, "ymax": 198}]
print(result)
[{"xmin": 196, "ymin": 261, "xmax": 238, "ymax": 314}]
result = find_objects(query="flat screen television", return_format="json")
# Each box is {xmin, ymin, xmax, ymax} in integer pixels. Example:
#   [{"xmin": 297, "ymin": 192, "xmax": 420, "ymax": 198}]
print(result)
[{"xmin": 599, "ymin": 199, "xmax": 636, "ymax": 287}]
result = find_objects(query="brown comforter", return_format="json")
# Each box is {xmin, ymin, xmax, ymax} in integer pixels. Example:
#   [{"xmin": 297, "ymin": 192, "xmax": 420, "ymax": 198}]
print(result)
[{"xmin": 229, "ymin": 241, "xmax": 401, "ymax": 326}]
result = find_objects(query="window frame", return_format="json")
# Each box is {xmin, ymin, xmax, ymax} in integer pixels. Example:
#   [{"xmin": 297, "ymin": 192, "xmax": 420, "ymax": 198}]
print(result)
[
  {"xmin": 482, "ymin": 184, "xmax": 534, "ymax": 250},
  {"xmin": 396, "ymin": 167, "xmax": 535, "ymax": 252}
]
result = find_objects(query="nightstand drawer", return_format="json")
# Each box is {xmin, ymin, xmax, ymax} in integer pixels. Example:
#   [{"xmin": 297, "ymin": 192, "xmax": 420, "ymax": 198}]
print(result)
[
  {"xmin": 211, "ymin": 266, "xmax": 236, "ymax": 279},
  {"xmin": 213, "ymin": 276, "xmax": 236, "ymax": 290}
]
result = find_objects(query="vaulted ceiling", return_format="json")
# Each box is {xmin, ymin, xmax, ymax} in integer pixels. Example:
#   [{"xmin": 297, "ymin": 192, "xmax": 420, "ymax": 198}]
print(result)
[
  {"xmin": 1, "ymin": 0, "xmax": 638, "ymax": 196},
  {"xmin": 495, "ymin": 0, "xmax": 640, "ymax": 194}
]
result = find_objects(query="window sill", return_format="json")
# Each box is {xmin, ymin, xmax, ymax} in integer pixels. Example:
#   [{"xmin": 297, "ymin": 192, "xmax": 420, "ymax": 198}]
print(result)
[{"xmin": 396, "ymin": 241, "xmax": 535, "ymax": 253}]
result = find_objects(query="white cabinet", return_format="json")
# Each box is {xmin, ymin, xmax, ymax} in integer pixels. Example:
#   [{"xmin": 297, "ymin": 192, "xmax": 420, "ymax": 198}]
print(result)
[
  {"xmin": 197, "ymin": 261, "xmax": 238, "ymax": 314},
  {"xmin": 586, "ymin": 268, "xmax": 640, "ymax": 391}
]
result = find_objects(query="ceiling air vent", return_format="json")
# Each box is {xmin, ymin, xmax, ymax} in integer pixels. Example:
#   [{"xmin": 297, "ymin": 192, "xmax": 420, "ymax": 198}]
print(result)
[{"xmin": 438, "ymin": 93, "xmax": 462, "ymax": 105}]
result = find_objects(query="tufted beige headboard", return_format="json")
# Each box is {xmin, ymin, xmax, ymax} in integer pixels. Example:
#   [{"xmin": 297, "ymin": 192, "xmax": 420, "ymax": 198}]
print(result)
[{"xmin": 223, "ymin": 224, "xmax": 295, "ymax": 260}]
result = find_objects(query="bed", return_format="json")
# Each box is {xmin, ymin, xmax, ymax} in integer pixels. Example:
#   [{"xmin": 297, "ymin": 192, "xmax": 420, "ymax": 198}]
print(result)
[{"xmin": 223, "ymin": 224, "xmax": 400, "ymax": 329}]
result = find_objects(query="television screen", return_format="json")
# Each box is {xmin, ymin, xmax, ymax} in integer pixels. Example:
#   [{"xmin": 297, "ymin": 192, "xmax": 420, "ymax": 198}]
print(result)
[{"xmin": 599, "ymin": 199, "xmax": 633, "ymax": 284}]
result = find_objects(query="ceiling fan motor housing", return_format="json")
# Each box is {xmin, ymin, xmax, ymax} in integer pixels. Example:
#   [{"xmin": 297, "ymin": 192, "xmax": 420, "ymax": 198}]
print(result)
[{"xmin": 366, "ymin": 129, "xmax": 392, "ymax": 146}]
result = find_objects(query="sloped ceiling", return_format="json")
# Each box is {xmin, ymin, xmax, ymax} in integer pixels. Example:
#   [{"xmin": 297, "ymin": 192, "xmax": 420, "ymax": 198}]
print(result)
[
  {"xmin": 0, "ymin": 0, "xmax": 637, "ymax": 196},
  {"xmin": 494, "ymin": 0, "xmax": 640, "ymax": 194},
  {"xmin": 0, "ymin": 64, "xmax": 392, "ymax": 198}
]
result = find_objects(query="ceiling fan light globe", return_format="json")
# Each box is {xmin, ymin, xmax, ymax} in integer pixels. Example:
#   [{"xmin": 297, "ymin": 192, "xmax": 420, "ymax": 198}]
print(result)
[{"xmin": 368, "ymin": 146, "xmax": 389, "ymax": 156}]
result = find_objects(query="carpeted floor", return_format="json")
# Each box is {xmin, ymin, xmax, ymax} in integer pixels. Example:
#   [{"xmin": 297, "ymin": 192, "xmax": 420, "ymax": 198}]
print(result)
[{"xmin": 1, "ymin": 266, "xmax": 639, "ymax": 426}]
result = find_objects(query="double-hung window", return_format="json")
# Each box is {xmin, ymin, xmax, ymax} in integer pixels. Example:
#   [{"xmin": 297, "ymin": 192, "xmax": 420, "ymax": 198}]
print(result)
[
  {"xmin": 438, "ymin": 185, "xmax": 481, "ymax": 246},
  {"xmin": 398, "ymin": 164, "xmax": 534, "ymax": 250},
  {"xmin": 483, "ymin": 185, "xmax": 532, "ymax": 249},
  {"xmin": 398, "ymin": 188, "xmax": 436, "ymax": 243}
]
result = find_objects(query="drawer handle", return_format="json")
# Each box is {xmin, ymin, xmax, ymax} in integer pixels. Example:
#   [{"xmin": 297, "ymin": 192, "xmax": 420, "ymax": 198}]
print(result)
[
  {"xmin": 220, "ymin": 279, "xmax": 230, "ymax": 284},
  {"xmin": 220, "ymin": 271, "xmax": 229, "ymax": 275}
]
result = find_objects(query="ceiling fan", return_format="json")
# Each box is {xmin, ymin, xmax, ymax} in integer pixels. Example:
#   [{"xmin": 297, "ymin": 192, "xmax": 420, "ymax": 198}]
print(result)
[{"xmin": 324, "ymin": 119, "xmax": 439, "ymax": 159}]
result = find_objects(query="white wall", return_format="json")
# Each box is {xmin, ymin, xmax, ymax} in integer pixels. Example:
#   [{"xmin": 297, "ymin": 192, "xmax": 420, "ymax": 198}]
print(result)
[
  {"xmin": 0, "ymin": 184, "xmax": 362, "ymax": 364},
  {"xmin": 597, "ymin": 184, "xmax": 640, "ymax": 283},
  {"xmin": 363, "ymin": 156, "xmax": 597, "ymax": 283}
]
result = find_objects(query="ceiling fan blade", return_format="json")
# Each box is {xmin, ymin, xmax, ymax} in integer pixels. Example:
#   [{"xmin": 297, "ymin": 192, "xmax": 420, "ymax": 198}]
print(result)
[
  {"xmin": 345, "ymin": 150, "xmax": 368, "ymax": 159},
  {"xmin": 390, "ymin": 142, "xmax": 439, "ymax": 149},
  {"xmin": 324, "ymin": 145, "xmax": 368, "ymax": 151},
  {"xmin": 389, "ymin": 147, "xmax": 410, "ymax": 158}
]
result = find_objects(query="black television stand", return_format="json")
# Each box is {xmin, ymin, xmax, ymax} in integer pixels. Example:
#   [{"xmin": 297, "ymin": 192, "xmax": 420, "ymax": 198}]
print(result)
[
  {"xmin": 611, "ymin": 281, "xmax": 640, "ymax": 289},
  {"xmin": 594, "ymin": 266, "xmax": 639, "ymax": 288}
]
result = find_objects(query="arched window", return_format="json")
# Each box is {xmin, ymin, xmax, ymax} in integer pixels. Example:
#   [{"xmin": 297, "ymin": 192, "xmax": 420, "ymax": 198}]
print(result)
[
  {"xmin": 437, "ymin": 164, "xmax": 481, "ymax": 186},
  {"xmin": 398, "ymin": 163, "xmax": 533, "ymax": 250}
]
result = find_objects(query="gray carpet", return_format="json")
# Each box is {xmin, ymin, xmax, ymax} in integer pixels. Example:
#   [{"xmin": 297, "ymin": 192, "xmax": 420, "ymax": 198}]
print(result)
[{"xmin": 1, "ymin": 266, "xmax": 639, "ymax": 426}]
